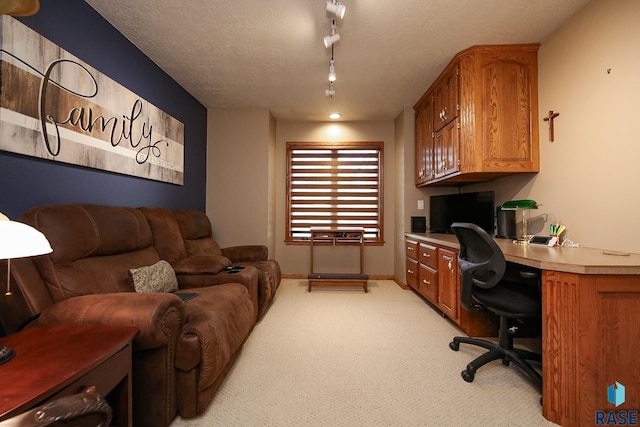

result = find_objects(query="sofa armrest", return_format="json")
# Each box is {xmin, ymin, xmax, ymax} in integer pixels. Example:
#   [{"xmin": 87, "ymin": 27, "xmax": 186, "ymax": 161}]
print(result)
[
  {"xmin": 177, "ymin": 266, "xmax": 259, "ymax": 321},
  {"xmin": 221, "ymin": 245, "xmax": 268, "ymax": 263},
  {"xmin": 171, "ymin": 255, "xmax": 232, "ymax": 275},
  {"xmin": 35, "ymin": 293, "xmax": 186, "ymax": 350}
]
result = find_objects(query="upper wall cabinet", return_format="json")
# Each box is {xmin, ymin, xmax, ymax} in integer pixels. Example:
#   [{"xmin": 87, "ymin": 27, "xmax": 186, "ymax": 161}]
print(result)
[{"xmin": 413, "ymin": 44, "xmax": 540, "ymax": 186}]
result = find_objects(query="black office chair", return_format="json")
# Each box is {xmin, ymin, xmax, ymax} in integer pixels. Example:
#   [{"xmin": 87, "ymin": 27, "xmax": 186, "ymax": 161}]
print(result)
[{"xmin": 448, "ymin": 222, "xmax": 542, "ymax": 388}]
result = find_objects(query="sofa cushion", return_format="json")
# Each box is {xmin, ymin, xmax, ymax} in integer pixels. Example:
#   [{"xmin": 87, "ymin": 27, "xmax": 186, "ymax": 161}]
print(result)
[
  {"xmin": 130, "ymin": 260, "xmax": 179, "ymax": 293},
  {"xmin": 139, "ymin": 207, "xmax": 188, "ymax": 263},
  {"xmin": 177, "ymin": 283, "xmax": 254, "ymax": 391},
  {"xmin": 172, "ymin": 210, "xmax": 223, "ymax": 257},
  {"xmin": 19, "ymin": 204, "xmax": 161, "ymax": 301}
]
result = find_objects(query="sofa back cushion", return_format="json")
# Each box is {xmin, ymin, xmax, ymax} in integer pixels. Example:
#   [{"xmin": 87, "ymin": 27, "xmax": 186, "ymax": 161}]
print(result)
[
  {"xmin": 19, "ymin": 204, "xmax": 161, "ymax": 302},
  {"xmin": 139, "ymin": 207, "xmax": 188, "ymax": 263},
  {"xmin": 172, "ymin": 210, "xmax": 223, "ymax": 257}
]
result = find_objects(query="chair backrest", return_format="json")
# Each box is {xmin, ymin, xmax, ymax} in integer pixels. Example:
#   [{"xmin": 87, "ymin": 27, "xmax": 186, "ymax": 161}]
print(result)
[{"xmin": 450, "ymin": 222, "xmax": 506, "ymax": 311}]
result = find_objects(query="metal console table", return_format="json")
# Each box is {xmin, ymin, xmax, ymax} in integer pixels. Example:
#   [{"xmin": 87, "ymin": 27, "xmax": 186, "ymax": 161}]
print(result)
[{"xmin": 307, "ymin": 227, "xmax": 368, "ymax": 292}]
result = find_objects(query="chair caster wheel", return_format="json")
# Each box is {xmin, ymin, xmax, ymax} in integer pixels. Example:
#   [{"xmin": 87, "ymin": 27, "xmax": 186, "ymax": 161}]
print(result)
[
  {"xmin": 461, "ymin": 369, "xmax": 475, "ymax": 383},
  {"xmin": 449, "ymin": 341, "xmax": 459, "ymax": 351}
]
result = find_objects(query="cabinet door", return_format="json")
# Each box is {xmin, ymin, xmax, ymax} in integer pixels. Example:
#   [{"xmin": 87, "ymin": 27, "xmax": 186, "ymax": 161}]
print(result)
[
  {"xmin": 434, "ymin": 119, "xmax": 459, "ymax": 178},
  {"xmin": 415, "ymin": 96, "xmax": 434, "ymax": 185},
  {"xmin": 433, "ymin": 66, "xmax": 459, "ymax": 131},
  {"xmin": 480, "ymin": 52, "xmax": 538, "ymax": 171},
  {"xmin": 437, "ymin": 248, "xmax": 459, "ymax": 321}
]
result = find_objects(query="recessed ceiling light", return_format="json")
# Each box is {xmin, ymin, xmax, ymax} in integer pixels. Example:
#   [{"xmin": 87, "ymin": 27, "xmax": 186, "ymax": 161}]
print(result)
[{"xmin": 329, "ymin": 113, "xmax": 341, "ymax": 119}]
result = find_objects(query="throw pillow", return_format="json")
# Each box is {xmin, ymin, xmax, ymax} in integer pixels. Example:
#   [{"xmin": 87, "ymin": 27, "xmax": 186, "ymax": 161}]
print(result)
[{"xmin": 130, "ymin": 260, "xmax": 179, "ymax": 293}]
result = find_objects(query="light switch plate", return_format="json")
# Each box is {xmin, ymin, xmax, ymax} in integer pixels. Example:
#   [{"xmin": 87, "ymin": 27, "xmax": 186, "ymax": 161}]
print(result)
[{"xmin": 417, "ymin": 200, "xmax": 424, "ymax": 210}]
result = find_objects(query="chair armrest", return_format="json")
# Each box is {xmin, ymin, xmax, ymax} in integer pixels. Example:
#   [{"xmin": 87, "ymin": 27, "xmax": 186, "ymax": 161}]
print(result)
[
  {"xmin": 171, "ymin": 255, "xmax": 232, "ymax": 275},
  {"xmin": 35, "ymin": 293, "xmax": 185, "ymax": 350},
  {"xmin": 222, "ymin": 245, "xmax": 268, "ymax": 262}
]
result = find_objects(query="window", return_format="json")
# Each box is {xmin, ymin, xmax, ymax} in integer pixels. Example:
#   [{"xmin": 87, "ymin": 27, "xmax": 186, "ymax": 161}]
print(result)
[{"xmin": 285, "ymin": 141, "xmax": 383, "ymax": 244}]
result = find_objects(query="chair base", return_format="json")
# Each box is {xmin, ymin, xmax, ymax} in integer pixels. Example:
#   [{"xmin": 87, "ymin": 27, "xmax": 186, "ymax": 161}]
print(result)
[{"xmin": 449, "ymin": 316, "xmax": 542, "ymax": 389}]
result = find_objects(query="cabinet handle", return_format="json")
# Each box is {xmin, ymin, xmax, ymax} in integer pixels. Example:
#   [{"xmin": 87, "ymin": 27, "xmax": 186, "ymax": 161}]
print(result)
[
  {"xmin": 448, "ymin": 259, "xmax": 454, "ymax": 273},
  {"xmin": 407, "ymin": 269, "xmax": 414, "ymax": 274},
  {"xmin": 422, "ymin": 253, "xmax": 430, "ymax": 258},
  {"xmin": 422, "ymin": 279, "xmax": 431, "ymax": 285},
  {"xmin": 407, "ymin": 246, "xmax": 412, "ymax": 250}
]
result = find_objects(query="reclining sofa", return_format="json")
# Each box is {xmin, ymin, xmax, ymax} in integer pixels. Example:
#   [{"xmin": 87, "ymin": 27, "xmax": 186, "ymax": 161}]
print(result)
[{"xmin": 0, "ymin": 203, "xmax": 281, "ymax": 427}]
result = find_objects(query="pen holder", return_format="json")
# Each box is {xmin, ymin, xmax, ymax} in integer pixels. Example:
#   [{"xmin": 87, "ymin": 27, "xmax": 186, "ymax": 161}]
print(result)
[{"xmin": 550, "ymin": 223, "xmax": 566, "ymax": 246}]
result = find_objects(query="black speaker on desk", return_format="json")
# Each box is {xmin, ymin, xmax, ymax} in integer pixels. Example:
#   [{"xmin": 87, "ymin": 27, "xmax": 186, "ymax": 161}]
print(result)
[
  {"xmin": 496, "ymin": 207, "xmax": 517, "ymax": 239},
  {"xmin": 411, "ymin": 216, "xmax": 427, "ymax": 233}
]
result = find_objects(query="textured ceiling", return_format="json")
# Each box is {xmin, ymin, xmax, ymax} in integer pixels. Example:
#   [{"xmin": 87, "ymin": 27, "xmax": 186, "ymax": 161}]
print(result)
[{"xmin": 85, "ymin": 0, "xmax": 591, "ymax": 121}]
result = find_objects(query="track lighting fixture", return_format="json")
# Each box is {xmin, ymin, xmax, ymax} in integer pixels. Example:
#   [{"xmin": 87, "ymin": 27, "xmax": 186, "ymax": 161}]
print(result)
[
  {"xmin": 326, "ymin": 1, "xmax": 346, "ymax": 20},
  {"xmin": 323, "ymin": 19, "xmax": 340, "ymax": 49},
  {"xmin": 328, "ymin": 61, "xmax": 336, "ymax": 82},
  {"xmin": 326, "ymin": 80, "xmax": 335, "ymax": 97},
  {"xmin": 323, "ymin": 33, "xmax": 341, "ymax": 49},
  {"xmin": 321, "ymin": 1, "xmax": 346, "ymax": 100}
]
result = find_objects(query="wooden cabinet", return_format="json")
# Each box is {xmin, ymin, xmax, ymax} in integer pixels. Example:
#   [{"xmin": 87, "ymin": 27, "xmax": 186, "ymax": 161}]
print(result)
[
  {"xmin": 413, "ymin": 44, "xmax": 539, "ymax": 186},
  {"xmin": 434, "ymin": 118, "xmax": 459, "ymax": 178},
  {"xmin": 417, "ymin": 243, "xmax": 438, "ymax": 302},
  {"xmin": 414, "ymin": 93, "xmax": 434, "ymax": 185},
  {"xmin": 437, "ymin": 247, "xmax": 458, "ymax": 321},
  {"xmin": 433, "ymin": 65, "xmax": 459, "ymax": 131},
  {"xmin": 405, "ymin": 237, "xmax": 497, "ymax": 336},
  {"xmin": 405, "ymin": 239, "xmax": 418, "ymax": 289}
]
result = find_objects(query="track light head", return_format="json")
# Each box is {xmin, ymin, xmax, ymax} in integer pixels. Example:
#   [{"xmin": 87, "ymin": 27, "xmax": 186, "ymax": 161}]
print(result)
[
  {"xmin": 323, "ymin": 33, "xmax": 340, "ymax": 49},
  {"xmin": 326, "ymin": 2, "xmax": 346, "ymax": 19},
  {"xmin": 325, "ymin": 88, "xmax": 335, "ymax": 97},
  {"xmin": 328, "ymin": 63, "xmax": 336, "ymax": 82}
]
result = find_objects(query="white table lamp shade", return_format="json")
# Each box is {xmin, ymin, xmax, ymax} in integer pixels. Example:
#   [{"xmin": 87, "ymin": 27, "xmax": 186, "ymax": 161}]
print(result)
[{"xmin": 0, "ymin": 215, "xmax": 52, "ymax": 260}]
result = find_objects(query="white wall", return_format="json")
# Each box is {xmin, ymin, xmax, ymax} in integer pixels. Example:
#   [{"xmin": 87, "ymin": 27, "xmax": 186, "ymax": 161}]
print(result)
[
  {"xmin": 491, "ymin": 0, "xmax": 640, "ymax": 253},
  {"xmin": 207, "ymin": 108, "xmax": 274, "ymax": 252}
]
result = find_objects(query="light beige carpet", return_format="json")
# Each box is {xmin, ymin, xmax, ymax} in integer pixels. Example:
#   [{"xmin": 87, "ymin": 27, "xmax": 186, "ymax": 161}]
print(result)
[{"xmin": 170, "ymin": 280, "xmax": 558, "ymax": 427}]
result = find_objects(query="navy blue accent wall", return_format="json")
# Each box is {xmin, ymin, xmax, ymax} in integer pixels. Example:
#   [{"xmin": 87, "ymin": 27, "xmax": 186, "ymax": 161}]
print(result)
[{"xmin": 0, "ymin": 0, "xmax": 207, "ymax": 219}]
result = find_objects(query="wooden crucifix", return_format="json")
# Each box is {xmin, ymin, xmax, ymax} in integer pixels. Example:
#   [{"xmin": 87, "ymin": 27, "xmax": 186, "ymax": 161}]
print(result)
[{"xmin": 543, "ymin": 110, "xmax": 560, "ymax": 142}]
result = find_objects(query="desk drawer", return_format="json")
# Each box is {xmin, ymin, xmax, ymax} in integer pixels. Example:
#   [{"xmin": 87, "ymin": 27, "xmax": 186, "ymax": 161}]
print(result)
[
  {"xmin": 406, "ymin": 257, "xmax": 418, "ymax": 288},
  {"xmin": 406, "ymin": 239, "xmax": 418, "ymax": 260},
  {"xmin": 418, "ymin": 243, "xmax": 437, "ymax": 269},
  {"xmin": 54, "ymin": 344, "xmax": 131, "ymax": 399},
  {"xmin": 418, "ymin": 264, "xmax": 437, "ymax": 303}
]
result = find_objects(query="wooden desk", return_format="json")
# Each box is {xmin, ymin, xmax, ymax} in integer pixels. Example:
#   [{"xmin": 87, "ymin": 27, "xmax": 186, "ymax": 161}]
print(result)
[
  {"xmin": 406, "ymin": 232, "xmax": 640, "ymax": 427},
  {"xmin": 0, "ymin": 325, "xmax": 138, "ymax": 426}
]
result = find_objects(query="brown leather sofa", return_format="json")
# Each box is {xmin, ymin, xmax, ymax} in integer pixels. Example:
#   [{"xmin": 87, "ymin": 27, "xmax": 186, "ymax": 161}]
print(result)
[
  {"xmin": 140, "ymin": 207, "xmax": 281, "ymax": 319},
  {"xmin": 1, "ymin": 204, "xmax": 264, "ymax": 427}
]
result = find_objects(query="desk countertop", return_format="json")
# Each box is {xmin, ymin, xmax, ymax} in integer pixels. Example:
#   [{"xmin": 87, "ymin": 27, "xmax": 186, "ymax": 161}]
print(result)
[{"xmin": 405, "ymin": 232, "xmax": 640, "ymax": 275}]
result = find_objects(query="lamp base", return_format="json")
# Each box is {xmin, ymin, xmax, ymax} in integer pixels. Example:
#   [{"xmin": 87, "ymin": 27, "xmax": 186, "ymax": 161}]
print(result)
[{"xmin": 0, "ymin": 345, "xmax": 16, "ymax": 364}]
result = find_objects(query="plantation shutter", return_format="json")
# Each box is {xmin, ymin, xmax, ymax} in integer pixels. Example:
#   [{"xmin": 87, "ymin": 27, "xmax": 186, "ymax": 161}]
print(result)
[{"xmin": 286, "ymin": 141, "xmax": 383, "ymax": 243}]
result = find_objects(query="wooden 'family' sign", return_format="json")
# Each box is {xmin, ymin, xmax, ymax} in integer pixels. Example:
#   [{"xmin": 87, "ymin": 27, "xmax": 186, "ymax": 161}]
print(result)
[{"xmin": 0, "ymin": 16, "xmax": 185, "ymax": 185}]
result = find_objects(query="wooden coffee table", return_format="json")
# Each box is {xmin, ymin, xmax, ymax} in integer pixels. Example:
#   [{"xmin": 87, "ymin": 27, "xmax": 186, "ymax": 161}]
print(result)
[{"xmin": 0, "ymin": 325, "xmax": 138, "ymax": 426}]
